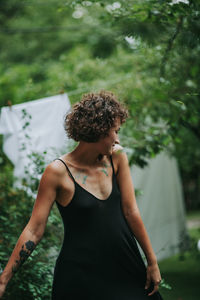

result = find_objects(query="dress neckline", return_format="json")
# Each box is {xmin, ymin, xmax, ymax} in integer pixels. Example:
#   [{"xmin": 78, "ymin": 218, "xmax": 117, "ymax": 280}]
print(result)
[
  {"xmin": 73, "ymin": 170, "xmax": 114, "ymax": 202},
  {"xmin": 55, "ymin": 155, "xmax": 115, "ymax": 203}
]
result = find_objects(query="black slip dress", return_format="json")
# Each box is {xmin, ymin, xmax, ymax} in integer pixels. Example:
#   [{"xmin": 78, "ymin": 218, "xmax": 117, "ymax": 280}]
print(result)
[{"xmin": 52, "ymin": 155, "xmax": 163, "ymax": 300}]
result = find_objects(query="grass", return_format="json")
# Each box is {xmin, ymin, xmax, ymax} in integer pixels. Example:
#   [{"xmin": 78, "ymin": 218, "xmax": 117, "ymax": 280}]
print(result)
[
  {"xmin": 158, "ymin": 223, "xmax": 200, "ymax": 300},
  {"xmin": 186, "ymin": 209, "xmax": 200, "ymax": 221}
]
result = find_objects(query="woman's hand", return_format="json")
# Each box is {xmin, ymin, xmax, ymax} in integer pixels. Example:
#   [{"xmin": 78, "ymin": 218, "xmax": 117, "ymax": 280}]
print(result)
[{"xmin": 145, "ymin": 262, "xmax": 162, "ymax": 296}]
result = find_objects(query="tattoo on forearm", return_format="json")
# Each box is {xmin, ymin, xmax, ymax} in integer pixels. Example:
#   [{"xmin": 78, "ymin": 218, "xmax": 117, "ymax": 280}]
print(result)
[{"xmin": 12, "ymin": 240, "xmax": 36, "ymax": 274}]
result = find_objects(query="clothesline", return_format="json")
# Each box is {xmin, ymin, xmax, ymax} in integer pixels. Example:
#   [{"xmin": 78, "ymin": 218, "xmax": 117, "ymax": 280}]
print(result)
[{"xmin": 1, "ymin": 73, "xmax": 133, "ymax": 108}]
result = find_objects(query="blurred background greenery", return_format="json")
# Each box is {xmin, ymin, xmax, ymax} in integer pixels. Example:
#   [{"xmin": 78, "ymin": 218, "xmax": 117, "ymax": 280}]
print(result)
[{"xmin": 0, "ymin": 0, "xmax": 200, "ymax": 299}]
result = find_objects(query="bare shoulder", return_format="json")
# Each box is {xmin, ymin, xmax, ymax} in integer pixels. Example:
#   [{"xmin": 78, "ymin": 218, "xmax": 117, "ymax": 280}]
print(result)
[
  {"xmin": 112, "ymin": 149, "xmax": 128, "ymax": 174},
  {"xmin": 40, "ymin": 159, "xmax": 68, "ymax": 187},
  {"xmin": 46, "ymin": 159, "xmax": 67, "ymax": 176}
]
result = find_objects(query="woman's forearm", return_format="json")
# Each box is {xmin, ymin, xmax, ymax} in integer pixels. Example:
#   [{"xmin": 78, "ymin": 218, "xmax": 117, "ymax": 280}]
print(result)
[
  {"xmin": 123, "ymin": 209, "xmax": 157, "ymax": 265},
  {"xmin": 0, "ymin": 225, "xmax": 43, "ymax": 286}
]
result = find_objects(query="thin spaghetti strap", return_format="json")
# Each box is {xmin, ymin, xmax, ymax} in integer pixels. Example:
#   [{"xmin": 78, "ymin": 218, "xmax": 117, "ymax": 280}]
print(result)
[
  {"xmin": 109, "ymin": 155, "xmax": 115, "ymax": 175},
  {"xmin": 54, "ymin": 158, "xmax": 75, "ymax": 182}
]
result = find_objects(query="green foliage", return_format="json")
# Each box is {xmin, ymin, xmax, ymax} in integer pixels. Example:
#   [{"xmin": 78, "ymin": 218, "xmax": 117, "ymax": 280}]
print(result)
[
  {"xmin": 159, "ymin": 227, "xmax": 200, "ymax": 300},
  {"xmin": 178, "ymin": 227, "xmax": 200, "ymax": 262}
]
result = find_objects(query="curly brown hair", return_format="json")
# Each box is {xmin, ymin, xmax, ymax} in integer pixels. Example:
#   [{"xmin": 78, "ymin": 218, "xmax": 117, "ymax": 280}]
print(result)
[{"xmin": 64, "ymin": 90, "xmax": 128, "ymax": 142}]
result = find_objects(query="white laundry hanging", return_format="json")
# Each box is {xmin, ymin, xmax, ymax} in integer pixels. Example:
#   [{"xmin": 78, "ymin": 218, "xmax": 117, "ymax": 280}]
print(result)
[
  {"xmin": 130, "ymin": 150, "xmax": 187, "ymax": 261},
  {"xmin": 0, "ymin": 93, "xmax": 71, "ymax": 179}
]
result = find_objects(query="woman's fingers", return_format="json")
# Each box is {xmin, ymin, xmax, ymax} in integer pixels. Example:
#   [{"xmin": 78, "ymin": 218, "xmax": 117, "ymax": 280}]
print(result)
[
  {"xmin": 145, "ymin": 275, "xmax": 151, "ymax": 290},
  {"xmin": 148, "ymin": 284, "xmax": 159, "ymax": 296},
  {"xmin": 145, "ymin": 263, "xmax": 162, "ymax": 296},
  {"xmin": 147, "ymin": 279, "xmax": 161, "ymax": 296}
]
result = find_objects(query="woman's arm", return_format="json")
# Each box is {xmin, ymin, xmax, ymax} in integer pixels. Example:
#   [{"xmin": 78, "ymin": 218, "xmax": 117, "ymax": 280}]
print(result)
[
  {"xmin": 0, "ymin": 162, "xmax": 62, "ymax": 298},
  {"xmin": 115, "ymin": 151, "xmax": 161, "ymax": 296}
]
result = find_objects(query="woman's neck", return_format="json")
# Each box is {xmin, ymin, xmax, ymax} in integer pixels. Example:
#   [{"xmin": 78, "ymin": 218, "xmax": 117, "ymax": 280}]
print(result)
[{"xmin": 66, "ymin": 142, "xmax": 106, "ymax": 167}]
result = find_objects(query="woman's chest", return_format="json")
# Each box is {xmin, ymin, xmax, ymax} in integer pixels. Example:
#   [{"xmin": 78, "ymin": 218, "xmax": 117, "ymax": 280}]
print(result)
[{"xmin": 57, "ymin": 166, "xmax": 113, "ymax": 206}]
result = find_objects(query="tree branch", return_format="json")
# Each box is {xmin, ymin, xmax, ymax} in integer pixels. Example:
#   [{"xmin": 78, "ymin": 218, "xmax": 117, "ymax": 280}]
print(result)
[
  {"xmin": 180, "ymin": 119, "xmax": 200, "ymax": 141},
  {"xmin": 160, "ymin": 17, "xmax": 183, "ymax": 77}
]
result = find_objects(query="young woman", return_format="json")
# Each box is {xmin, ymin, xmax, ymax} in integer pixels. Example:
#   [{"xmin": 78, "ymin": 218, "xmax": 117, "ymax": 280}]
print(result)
[{"xmin": 0, "ymin": 91, "xmax": 163, "ymax": 299}]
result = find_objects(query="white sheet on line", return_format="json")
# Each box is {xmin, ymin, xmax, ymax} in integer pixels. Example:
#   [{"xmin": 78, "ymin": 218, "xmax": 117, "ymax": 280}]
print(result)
[
  {"xmin": 0, "ymin": 93, "xmax": 71, "ymax": 179},
  {"xmin": 131, "ymin": 150, "xmax": 187, "ymax": 261}
]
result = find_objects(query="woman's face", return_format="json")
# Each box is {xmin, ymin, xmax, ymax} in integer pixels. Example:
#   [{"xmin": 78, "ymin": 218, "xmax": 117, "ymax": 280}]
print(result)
[{"xmin": 97, "ymin": 118, "xmax": 121, "ymax": 156}]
